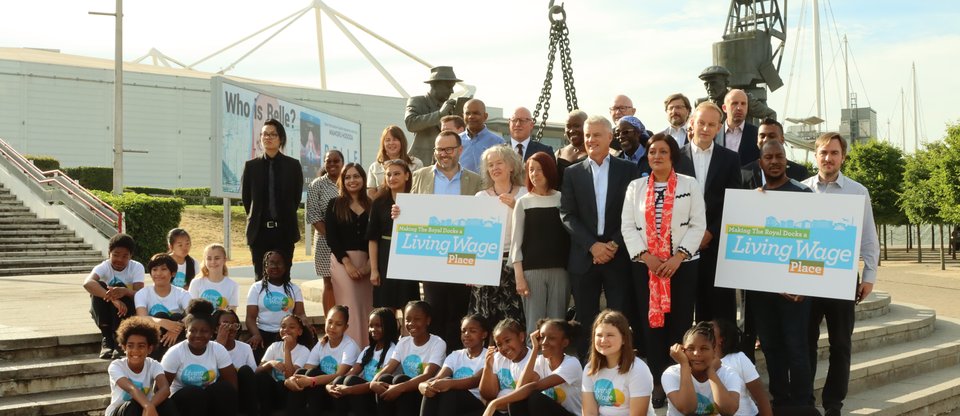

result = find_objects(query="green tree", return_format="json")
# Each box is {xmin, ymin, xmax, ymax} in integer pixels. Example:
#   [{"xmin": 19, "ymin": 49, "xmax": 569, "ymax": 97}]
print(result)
[
  {"xmin": 932, "ymin": 123, "xmax": 960, "ymax": 224},
  {"xmin": 899, "ymin": 143, "xmax": 945, "ymax": 225},
  {"xmin": 844, "ymin": 139, "xmax": 906, "ymax": 225}
]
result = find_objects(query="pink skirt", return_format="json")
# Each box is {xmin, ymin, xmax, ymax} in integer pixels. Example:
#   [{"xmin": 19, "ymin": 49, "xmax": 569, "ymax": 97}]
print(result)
[{"xmin": 329, "ymin": 251, "xmax": 373, "ymax": 348}]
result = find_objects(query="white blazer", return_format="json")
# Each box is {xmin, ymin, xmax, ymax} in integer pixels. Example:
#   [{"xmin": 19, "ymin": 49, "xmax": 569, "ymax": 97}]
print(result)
[{"xmin": 621, "ymin": 173, "xmax": 706, "ymax": 260}]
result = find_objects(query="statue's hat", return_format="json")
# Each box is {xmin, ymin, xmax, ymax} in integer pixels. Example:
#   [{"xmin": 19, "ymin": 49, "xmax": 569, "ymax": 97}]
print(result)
[
  {"xmin": 698, "ymin": 65, "xmax": 731, "ymax": 80},
  {"xmin": 424, "ymin": 66, "xmax": 462, "ymax": 83}
]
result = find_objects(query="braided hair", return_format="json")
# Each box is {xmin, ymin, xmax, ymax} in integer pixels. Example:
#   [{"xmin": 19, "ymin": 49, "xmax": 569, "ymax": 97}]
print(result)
[
  {"xmin": 683, "ymin": 321, "xmax": 717, "ymax": 346},
  {"xmin": 359, "ymin": 307, "xmax": 399, "ymax": 377},
  {"xmin": 259, "ymin": 250, "xmax": 294, "ymax": 298}
]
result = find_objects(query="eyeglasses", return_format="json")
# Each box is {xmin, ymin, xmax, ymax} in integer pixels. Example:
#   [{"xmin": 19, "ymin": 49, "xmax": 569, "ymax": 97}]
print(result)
[
  {"xmin": 434, "ymin": 146, "xmax": 460, "ymax": 154},
  {"xmin": 508, "ymin": 118, "xmax": 533, "ymax": 124},
  {"xmin": 609, "ymin": 106, "xmax": 634, "ymax": 113},
  {"xmin": 261, "ymin": 132, "xmax": 280, "ymax": 138}
]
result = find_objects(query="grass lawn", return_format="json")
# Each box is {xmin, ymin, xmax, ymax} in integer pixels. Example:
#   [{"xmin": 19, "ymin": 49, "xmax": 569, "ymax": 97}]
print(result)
[{"xmin": 179, "ymin": 205, "xmax": 314, "ymax": 267}]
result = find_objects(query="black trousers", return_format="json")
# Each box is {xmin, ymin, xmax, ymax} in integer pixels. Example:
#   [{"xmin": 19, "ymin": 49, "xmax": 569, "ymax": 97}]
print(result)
[
  {"xmin": 694, "ymin": 247, "xmax": 736, "ymax": 323},
  {"xmin": 170, "ymin": 379, "xmax": 238, "ymax": 416},
  {"xmin": 90, "ymin": 281, "xmax": 135, "ymax": 349},
  {"xmin": 251, "ymin": 330, "xmax": 279, "ymax": 364},
  {"xmin": 249, "ymin": 225, "xmax": 295, "ymax": 280},
  {"xmin": 236, "ymin": 366, "xmax": 258, "ymax": 415},
  {"xmin": 570, "ymin": 254, "xmax": 633, "ymax": 360},
  {"xmin": 753, "ymin": 291, "xmax": 813, "ymax": 407},
  {"xmin": 255, "ymin": 367, "xmax": 288, "ymax": 416},
  {"xmin": 149, "ymin": 312, "xmax": 185, "ymax": 361},
  {"xmin": 287, "ymin": 367, "xmax": 333, "ymax": 416},
  {"xmin": 633, "ymin": 260, "xmax": 698, "ymax": 384},
  {"xmin": 375, "ymin": 374, "xmax": 421, "ymax": 416},
  {"xmin": 330, "ymin": 374, "xmax": 377, "ymax": 416},
  {"xmin": 506, "ymin": 392, "xmax": 576, "ymax": 416},
  {"xmin": 422, "ymin": 282, "xmax": 470, "ymax": 353},
  {"xmin": 808, "ymin": 296, "xmax": 855, "ymax": 412},
  {"xmin": 420, "ymin": 388, "xmax": 485, "ymax": 416},
  {"xmin": 110, "ymin": 399, "xmax": 180, "ymax": 416}
]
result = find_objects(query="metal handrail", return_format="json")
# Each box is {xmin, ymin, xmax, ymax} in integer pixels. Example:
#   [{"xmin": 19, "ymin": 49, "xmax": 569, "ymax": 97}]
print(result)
[{"xmin": 0, "ymin": 138, "xmax": 121, "ymax": 233}]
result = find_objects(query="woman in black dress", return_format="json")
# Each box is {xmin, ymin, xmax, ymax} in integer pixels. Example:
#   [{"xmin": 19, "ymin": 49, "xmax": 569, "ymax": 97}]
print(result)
[{"xmin": 366, "ymin": 160, "xmax": 419, "ymax": 313}]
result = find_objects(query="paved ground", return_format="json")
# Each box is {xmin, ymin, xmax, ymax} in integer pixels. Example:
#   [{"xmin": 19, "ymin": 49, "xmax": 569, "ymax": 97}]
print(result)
[{"xmin": 0, "ymin": 251, "xmax": 956, "ymax": 344}]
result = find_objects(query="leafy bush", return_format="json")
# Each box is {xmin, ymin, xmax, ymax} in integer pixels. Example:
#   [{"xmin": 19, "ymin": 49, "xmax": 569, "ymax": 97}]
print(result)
[
  {"xmin": 172, "ymin": 187, "xmax": 211, "ymax": 197},
  {"xmin": 25, "ymin": 155, "xmax": 61, "ymax": 171},
  {"xmin": 92, "ymin": 191, "xmax": 186, "ymax": 263},
  {"xmin": 64, "ymin": 167, "xmax": 113, "ymax": 192},
  {"xmin": 125, "ymin": 186, "xmax": 174, "ymax": 195}
]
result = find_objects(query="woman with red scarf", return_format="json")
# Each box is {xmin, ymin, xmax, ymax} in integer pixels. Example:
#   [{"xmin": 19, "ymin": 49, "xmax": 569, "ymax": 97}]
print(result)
[{"xmin": 621, "ymin": 132, "xmax": 706, "ymax": 409}]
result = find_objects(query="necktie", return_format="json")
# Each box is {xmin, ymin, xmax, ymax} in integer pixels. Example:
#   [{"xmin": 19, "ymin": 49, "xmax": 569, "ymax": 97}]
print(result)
[{"xmin": 516, "ymin": 143, "xmax": 524, "ymax": 158}]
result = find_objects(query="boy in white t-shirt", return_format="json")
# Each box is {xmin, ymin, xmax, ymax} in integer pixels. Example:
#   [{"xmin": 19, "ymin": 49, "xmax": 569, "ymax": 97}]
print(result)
[
  {"xmin": 136, "ymin": 253, "xmax": 194, "ymax": 360},
  {"xmin": 106, "ymin": 316, "xmax": 177, "ymax": 416},
  {"xmin": 83, "ymin": 233, "xmax": 145, "ymax": 359}
]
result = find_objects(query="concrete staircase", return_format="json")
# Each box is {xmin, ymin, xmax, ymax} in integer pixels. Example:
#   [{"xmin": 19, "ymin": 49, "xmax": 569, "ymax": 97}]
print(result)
[{"xmin": 0, "ymin": 185, "xmax": 102, "ymax": 276}]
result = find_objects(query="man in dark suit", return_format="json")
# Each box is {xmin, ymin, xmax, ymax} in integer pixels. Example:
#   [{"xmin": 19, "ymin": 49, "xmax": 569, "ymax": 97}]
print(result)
[
  {"xmin": 404, "ymin": 66, "xmax": 465, "ymax": 164},
  {"xmin": 676, "ymin": 102, "xmax": 742, "ymax": 323},
  {"xmin": 508, "ymin": 107, "xmax": 554, "ymax": 162},
  {"xmin": 241, "ymin": 118, "xmax": 304, "ymax": 279},
  {"xmin": 560, "ymin": 115, "xmax": 638, "ymax": 358},
  {"xmin": 715, "ymin": 89, "xmax": 760, "ymax": 166},
  {"xmin": 741, "ymin": 118, "xmax": 811, "ymax": 188}
]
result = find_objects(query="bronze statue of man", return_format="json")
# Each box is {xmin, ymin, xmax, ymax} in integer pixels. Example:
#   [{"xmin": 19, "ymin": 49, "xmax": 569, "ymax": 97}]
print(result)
[
  {"xmin": 404, "ymin": 66, "xmax": 465, "ymax": 164},
  {"xmin": 696, "ymin": 65, "xmax": 777, "ymax": 122}
]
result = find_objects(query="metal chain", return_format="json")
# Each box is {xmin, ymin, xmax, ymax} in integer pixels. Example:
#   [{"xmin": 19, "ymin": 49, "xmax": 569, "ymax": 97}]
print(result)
[{"xmin": 532, "ymin": 4, "xmax": 578, "ymax": 142}]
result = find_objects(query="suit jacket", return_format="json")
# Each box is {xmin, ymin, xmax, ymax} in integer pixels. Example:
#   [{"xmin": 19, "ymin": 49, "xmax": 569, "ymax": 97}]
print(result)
[
  {"xmin": 410, "ymin": 165, "xmax": 484, "ymax": 195},
  {"xmin": 560, "ymin": 156, "xmax": 639, "ymax": 274},
  {"xmin": 740, "ymin": 159, "xmax": 811, "ymax": 189},
  {"xmin": 676, "ymin": 143, "xmax": 742, "ymax": 243},
  {"xmin": 715, "ymin": 122, "xmax": 759, "ymax": 167},
  {"xmin": 241, "ymin": 153, "xmax": 304, "ymax": 245},
  {"xmin": 404, "ymin": 95, "xmax": 446, "ymax": 164},
  {"xmin": 519, "ymin": 140, "xmax": 555, "ymax": 162},
  {"xmin": 621, "ymin": 174, "xmax": 706, "ymax": 259}
]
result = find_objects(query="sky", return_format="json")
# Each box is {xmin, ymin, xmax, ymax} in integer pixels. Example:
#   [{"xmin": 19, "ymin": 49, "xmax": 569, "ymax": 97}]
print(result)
[{"xmin": 4, "ymin": 0, "xmax": 959, "ymax": 154}]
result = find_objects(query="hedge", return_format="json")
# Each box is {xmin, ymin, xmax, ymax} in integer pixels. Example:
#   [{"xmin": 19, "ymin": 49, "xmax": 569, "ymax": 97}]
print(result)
[
  {"xmin": 173, "ymin": 187, "xmax": 210, "ymax": 197},
  {"xmin": 25, "ymin": 155, "xmax": 61, "ymax": 171},
  {"xmin": 64, "ymin": 167, "xmax": 113, "ymax": 192},
  {"xmin": 92, "ymin": 190, "xmax": 186, "ymax": 264},
  {"xmin": 125, "ymin": 186, "xmax": 174, "ymax": 195}
]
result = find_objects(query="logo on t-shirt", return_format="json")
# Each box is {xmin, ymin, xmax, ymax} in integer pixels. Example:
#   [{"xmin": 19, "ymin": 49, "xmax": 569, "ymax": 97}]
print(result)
[
  {"xmin": 594, "ymin": 379, "xmax": 626, "ymax": 407},
  {"xmin": 148, "ymin": 303, "xmax": 171, "ymax": 317},
  {"xmin": 401, "ymin": 355, "xmax": 425, "ymax": 378},
  {"xmin": 263, "ymin": 291, "xmax": 291, "ymax": 312},
  {"xmin": 542, "ymin": 386, "xmax": 567, "ymax": 403},
  {"xmin": 320, "ymin": 356, "xmax": 339, "ymax": 375},
  {"xmin": 497, "ymin": 368, "xmax": 516, "ymax": 390},
  {"xmin": 453, "ymin": 366, "xmax": 474, "ymax": 379},
  {"xmin": 200, "ymin": 289, "xmax": 227, "ymax": 309},
  {"xmin": 363, "ymin": 359, "xmax": 380, "ymax": 381},
  {"xmin": 108, "ymin": 275, "xmax": 127, "ymax": 288},
  {"xmin": 121, "ymin": 379, "xmax": 151, "ymax": 401},
  {"xmin": 172, "ymin": 272, "xmax": 186, "ymax": 288},
  {"xmin": 696, "ymin": 392, "xmax": 719, "ymax": 415},
  {"xmin": 271, "ymin": 358, "xmax": 286, "ymax": 381},
  {"xmin": 180, "ymin": 364, "xmax": 217, "ymax": 387}
]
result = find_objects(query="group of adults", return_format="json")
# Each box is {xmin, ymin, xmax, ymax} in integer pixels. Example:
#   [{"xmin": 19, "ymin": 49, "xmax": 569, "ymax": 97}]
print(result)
[{"xmin": 241, "ymin": 65, "xmax": 878, "ymax": 416}]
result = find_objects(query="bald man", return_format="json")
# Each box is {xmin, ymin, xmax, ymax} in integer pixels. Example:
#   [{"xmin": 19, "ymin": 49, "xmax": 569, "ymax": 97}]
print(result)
[
  {"xmin": 715, "ymin": 89, "xmax": 760, "ymax": 166},
  {"xmin": 508, "ymin": 107, "xmax": 554, "ymax": 162},
  {"xmin": 458, "ymin": 99, "xmax": 504, "ymax": 173}
]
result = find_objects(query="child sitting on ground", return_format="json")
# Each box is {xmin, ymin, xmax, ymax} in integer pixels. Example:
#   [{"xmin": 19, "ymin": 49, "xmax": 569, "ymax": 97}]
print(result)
[{"xmin": 83, "ymin": 233, "xmax": 145, "ymax": 359}]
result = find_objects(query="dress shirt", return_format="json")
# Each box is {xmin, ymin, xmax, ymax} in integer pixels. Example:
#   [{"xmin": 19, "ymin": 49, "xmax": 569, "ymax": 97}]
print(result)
[
  {"xmin": 691, "ymin": 141, "xmax": 715, "ymax": 193},
  {"xmin": 666, "ymin": 124, "xmax": 688, "ymax": 147},
  {"xmin": 621, "ymin": 147, "xmax": 645, "ymax": 165},
  {"xmin": 723, "ymin": 121, "xmax": 744, "ymax": 152},
  {"xmin": 588, "ymin": 155, "xmax": 611, "ymax": 236},
  {"xmin": 511, "ymin": 137, "xmax": 532, "ymax": 158},
  {"xmin": 432, "ymin": 165, "xmax": 463, "ymax": 195},
  {"xmin": 459, "ymin": 127, "xmax": 505, "ymax": 173},
  {"xmin": 801, "ymin": 172, "xmax": 880, "ymax": 284}
]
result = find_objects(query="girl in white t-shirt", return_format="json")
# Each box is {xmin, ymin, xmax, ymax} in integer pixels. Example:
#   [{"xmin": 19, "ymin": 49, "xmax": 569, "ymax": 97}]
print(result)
[
  {"xmin": 188, "ymin": 244, "xmax": 239, "ymax": 311},
  {"xmin": 161, "ymin": 299, "xmax": 238, "ymax": 416},
  {"xmin": 166, "ymin": 228, "xmax": 200, "ymax": 290},
  {"xmin": 326, "ymin": 307, "xmax": 400, "ymax": 416},
  {"xmin": 712, "ymin": 319, "xmax": 772, "ymax": 416},
  {"xmin": 662, "ymin": 322, "xmax": 742, "ymax": 416},
  {"xmin": 106, "ymin": 316, "xmax": 177, "ymax": 416},
  {"xmin": 370, "ymin": 300, "xmax": 446, "ymax": 416},
  {"xmin": 582, "ymin": 310, "xmax": 655, "ymax": 416},
  {"xmin": 136, "ymin": 254, "xmax": 193, "ymax": 360},
  {"xmin": 245, "ymin": 250, "xmax": 306, "ymax": 362},
  {"xmin": 285, "ymin": 305, "xmax": 359, "ymax": 414},
  {"xmin": 478, "ymin": 318, "xmax": 532, "ymax": 414},
  {"xmin": 419, "ymin": 313, "xmax": 491, "ymax": 416},
  {"xmin": 212, "ymin": 309, "xmax": 257, "ymax": 414},
  {"xmin": 483, "ymin": 318, "xmax": 583, "ymax": 416},
  {"xmin": 256, "ymin": 314, "xmax": 315, "ymax": 415}
]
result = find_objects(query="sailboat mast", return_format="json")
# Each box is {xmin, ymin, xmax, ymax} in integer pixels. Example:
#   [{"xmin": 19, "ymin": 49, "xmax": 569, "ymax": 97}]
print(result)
[
  {"xmin": 813, "ymin": 0, "xmax": 823, "ymax": 121},
  {"xmin": 913, "ymin": 62, "xmax": 919, "ymax": 150}
]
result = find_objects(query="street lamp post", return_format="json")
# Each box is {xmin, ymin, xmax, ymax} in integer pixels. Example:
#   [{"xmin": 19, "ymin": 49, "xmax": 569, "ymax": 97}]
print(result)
[{"xmin": 91, "ymin": 0, "xmax": 123, "ymax": 195}]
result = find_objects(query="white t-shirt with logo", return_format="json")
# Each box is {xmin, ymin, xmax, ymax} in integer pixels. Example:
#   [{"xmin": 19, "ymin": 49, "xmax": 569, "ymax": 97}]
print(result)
[
  {"xmin": 389, "ymin": 334, "xmax": 447, "ymax": 378},
  {"xmin": 161, "ymin": 341, "xmax": 233, "ymax": 394},
  {"xmin": 216, "ymin": 340, "xmax": 256, "ymax": 370},
  {"xmin": 106, "ymin": 357, "xmax": 164, "ymax": 416},
  {"xmin": 245, "ymin": 281, "xmax": 304, "ymax": 332},
  {"xmin": 188, "ymin": 277, "xmax": 239, "ymax": 310},
  {"xmin": 172, "ymin": 258, "xmax": 201, "ymax": 289},
  {"xmin": 491, "ymin": 349, "xmax": 532, "ymax": 399},
  {"xmin": 262, "ymin": 341, "xmax": 311, "ymax": 381},
  {"xmin": 582, "ymin": 357, "xmax": 656, "ymax": 416},
  {"xmin": 441, "ymin": 349, "xmax": 484, "ymax": 400},
  {"xmin": 356, "ymin": 343, "xmax": 397, "ymax": 381},
  {"xmin": 306, "ymin": 336, "xmax": 361, "ymax": 375},
  {"xmin": 533, "ymin": 354, "xmax": 583, "ymax": 415},
  {"xmin": 721, "ymin": 352, "xmax": 760, "ymax": 416},
  {"xmin": 92, "ymin": 259, "xmax": 145, "ymax": 289},
  {"xmin": 134, "ymin": 286, "xmax": 193, "ymax": 316},
  {"xmin": 661, "ymin": 364, "xmax": 744, "ymax": 416}
]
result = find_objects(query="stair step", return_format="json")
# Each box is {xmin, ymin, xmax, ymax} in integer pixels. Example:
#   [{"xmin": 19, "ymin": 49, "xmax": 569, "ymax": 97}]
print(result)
[
  {"xmin": 0, "ymin": 386, "xmax": 109, "ymax": 416},
  {"xmin": 0, "ymin": 206, "xmax": 29, "ymax": 212},
  {"xmin": 0, "ymin": 218, "xmax": 59, "ymax": 225},
  {"xmin": 0, "ymin": 250, "xmax": 102, "ymax": 258},
  {"xmin": 0, "ymin": 243, "xmax": 94, "ymax": 252},
  {"xmin": 0, "ymin": 264, "xmax": 97, "ymax": 277},
  {"xmin": 0, "ymin": 256, "xmax": 103, "ymax": 266},
  {"xmin": 0, "ymin": 229, "xmax": 74, "ymax": 237},
  {"xmin": 856, "ymin": 291, "xmax": 891, "ymax": 321},
  {"xmin": 0, "ymin": 334, "xmax": 101, "ymax": 361},
  {"xmin": 0, "ymin": 237, "xmax": 85, "ymax": 244},
  {"xmin": 0, "ymin": 355, "xmax": 109, "ymax": 397},
  {"xmin": 0, "ymin": 213, "xmax": 36, "ymax": 219},
  {"xmin": 0, "ymin": 223, "xmax": 68, "ymax": 230},
  {"xmin": 843, "ymin": 354, "xmax": 960, "ymax": 415}
]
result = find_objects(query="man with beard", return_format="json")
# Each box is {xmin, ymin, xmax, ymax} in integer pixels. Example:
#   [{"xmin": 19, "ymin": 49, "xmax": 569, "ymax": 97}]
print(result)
[
  {"xmin": 662, "ymin": 93, "xmax": 691, "ymax": 147},
  {"xmin": 741, "ymin": 118, "xmax": 810, "ymax": 187}
]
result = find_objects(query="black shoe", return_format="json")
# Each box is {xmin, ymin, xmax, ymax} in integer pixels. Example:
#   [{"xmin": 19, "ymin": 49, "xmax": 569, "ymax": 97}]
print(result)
[
  {"xmin": 652, "ymin": 385, "xmax": 667, "ymax": 408},
  {"xmin": 112, "ymin": 349, "xmax": 126, "ymax": 359},
  {"xmin": 824, "ymin": 408, "xmax": 841, "ymax": 416},
  {"xmin": 99, "ymin": 338, "xmax": 114, "ymax": 359}
]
